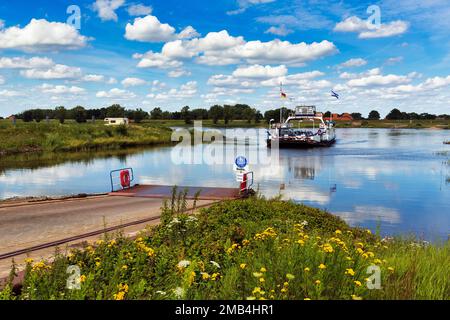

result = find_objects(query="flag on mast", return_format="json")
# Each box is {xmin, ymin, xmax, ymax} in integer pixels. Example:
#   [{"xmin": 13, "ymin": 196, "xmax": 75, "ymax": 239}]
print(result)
[
  {"xmin": 280, "ymin": 83, "xmax": 287, "ymax": 99},
  {"xmin": 331, "ymin": 90, "xmax": 340, "ymax": 99}
]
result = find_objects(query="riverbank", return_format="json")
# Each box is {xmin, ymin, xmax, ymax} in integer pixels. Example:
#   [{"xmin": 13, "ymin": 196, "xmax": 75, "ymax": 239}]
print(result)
[
  {"xmin": 1, "ymin": 119, "xmax": 448, "ymax": 157},
  {"xmin": 0, "ymin": 120, "xmax": 173, "ymax": 156},
  {"xmin": 1, "ymin": 197, "xmax": 448, "ymax": 300},
  {"xmin": 143, "ymin": 119, "xmax": 450, "ymax": 129}
]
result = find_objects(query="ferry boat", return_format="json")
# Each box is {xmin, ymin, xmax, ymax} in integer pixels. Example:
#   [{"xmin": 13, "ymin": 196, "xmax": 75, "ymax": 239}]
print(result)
[{"xmin": 267, "ymin": 106, "xmax": 336, "ymax": 148}]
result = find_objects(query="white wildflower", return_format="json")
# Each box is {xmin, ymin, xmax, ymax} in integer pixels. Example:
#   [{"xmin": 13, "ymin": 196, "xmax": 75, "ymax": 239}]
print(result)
[
  {"xmin": 177, "ymin": 260, "xmax": 191, "ymax": 268},
  {"xmin": 173, "ymin": 287, "xmax": 185, "ymax": 299},
  {"xmin": 210, "ymin": 261, "xmax": 221, "ymax": 269}
]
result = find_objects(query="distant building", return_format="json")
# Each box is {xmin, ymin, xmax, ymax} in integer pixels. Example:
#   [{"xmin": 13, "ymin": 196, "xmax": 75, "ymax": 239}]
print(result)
[
  {"xmin": 332, "ymin": 113, "xmax": 353, "ymax": 121},
  {"xmin": 104, "ymin": 118, "xmax": 129, "ymax": 126}
]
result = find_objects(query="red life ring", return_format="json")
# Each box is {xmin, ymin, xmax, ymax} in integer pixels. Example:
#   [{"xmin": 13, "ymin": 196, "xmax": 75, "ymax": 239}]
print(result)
[{"xmin": 120, "ymin": 170, "xmax": 131, "ymax": 188}]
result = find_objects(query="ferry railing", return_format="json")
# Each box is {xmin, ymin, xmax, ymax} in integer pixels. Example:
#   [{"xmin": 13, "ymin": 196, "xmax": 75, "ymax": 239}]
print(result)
[{"xmin": 110, "ymin": 168, "xmax": 135, "ymax": 192}]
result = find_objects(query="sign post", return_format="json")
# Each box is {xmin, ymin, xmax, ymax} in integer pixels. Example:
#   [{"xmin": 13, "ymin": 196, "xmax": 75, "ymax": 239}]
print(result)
[{"xmin": 234, "ymin": 156, "xmax": 249, "ymax": 193}]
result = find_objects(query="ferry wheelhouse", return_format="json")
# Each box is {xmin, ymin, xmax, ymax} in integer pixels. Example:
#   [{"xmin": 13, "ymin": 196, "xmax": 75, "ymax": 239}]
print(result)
[{"xmin": 267, "ymin": 106, "xmax": 336, "ymax": 148}]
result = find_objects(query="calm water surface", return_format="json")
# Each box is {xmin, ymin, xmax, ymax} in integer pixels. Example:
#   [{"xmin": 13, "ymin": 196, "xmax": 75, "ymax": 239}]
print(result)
[{"xmin": 1, "ymin": 128, "xmax": 449, "ymax": 240}]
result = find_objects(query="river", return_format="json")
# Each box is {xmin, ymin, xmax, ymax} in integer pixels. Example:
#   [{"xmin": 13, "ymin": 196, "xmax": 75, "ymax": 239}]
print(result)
[{"xmin": 0, "ymin": 128, "xmax": 449, "ymax": 240}]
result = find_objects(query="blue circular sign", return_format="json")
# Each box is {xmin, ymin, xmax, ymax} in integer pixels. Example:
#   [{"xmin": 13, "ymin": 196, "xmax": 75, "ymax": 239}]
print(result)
[{"xmin": 235, "ymin": 156, "xmax": 248, "ymax": 169}]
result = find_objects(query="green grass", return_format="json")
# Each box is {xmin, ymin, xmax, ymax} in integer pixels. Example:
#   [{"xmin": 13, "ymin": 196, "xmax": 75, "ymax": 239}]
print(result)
[
  {"xmin": 1, "ymin": 197, "xmax": 448, "ymax": 300},
  {"xmin": 0, "ymin": 120, "xmax": 173, "ymax": 156}
]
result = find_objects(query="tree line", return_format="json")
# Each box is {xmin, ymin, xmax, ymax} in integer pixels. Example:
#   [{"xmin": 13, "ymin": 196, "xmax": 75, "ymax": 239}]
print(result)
[{"xmin": 10, "ymin": 105, "xmax": 450, "ymax": 124}]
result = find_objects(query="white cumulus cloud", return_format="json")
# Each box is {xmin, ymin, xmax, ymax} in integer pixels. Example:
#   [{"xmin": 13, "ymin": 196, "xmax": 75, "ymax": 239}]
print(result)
[
  {"xmin": 127, "ymin": 4, "xmax": 152, "ymax": 16},
  {"xmin": 265, "ymin": 25, "xmax": 293, "ymax": 37},
  {"xmin": 339, "ymin": 58, "xmax": 367, "ymax": 68},
  {"xmin": 39, "ymin": 84, "xmax": 86, "ymax": 95},
  {"xmin": 134, "ymin": 30, "xmax": 337, "ymax": 68},
  {"xmin": 93, "ymin": 0, "xmax": 125, "ymax": 21},
  {"xmin": 82, "ymin": 74, "xmax": 106, "ymax": 82},
  {"xmin": 20, "ymin": 64, "xmax": 82, "ymax": 80},
  {"xmin": 96, "ymin": 88, "xmax": 136, "ymax": 99},
  {"xmin": 125, "ymin": 15, "xmax": 176, "ymax": 42},
  {"xmin": 232, "ymin": 65, "xmax": 288, "ymax": 79},
  {"xmin": 0, "ymin": 56, "xmax": 54, "ymax": 69},
  {"xmin": 0, "ymin": 19, "xmax": 88, "ymax": 51},
  {"xmin": 121, "ymin": 77, "xmax": 147, "ymax": 87},
  {"xmin": 334, "ymin": 16, "xmax": 408, "ymax": 39}
]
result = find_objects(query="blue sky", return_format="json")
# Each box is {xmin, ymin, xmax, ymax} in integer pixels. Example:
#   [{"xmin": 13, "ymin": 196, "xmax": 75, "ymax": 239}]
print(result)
[{"xmin": 0, "ymin": 0, "xmax": 449, "ymax": 117}]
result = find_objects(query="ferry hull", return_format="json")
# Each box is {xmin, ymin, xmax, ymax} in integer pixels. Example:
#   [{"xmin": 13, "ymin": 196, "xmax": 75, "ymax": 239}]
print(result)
[{"xmin": 267, "ymin": 138, "xmax": 336, "ymax": 148}]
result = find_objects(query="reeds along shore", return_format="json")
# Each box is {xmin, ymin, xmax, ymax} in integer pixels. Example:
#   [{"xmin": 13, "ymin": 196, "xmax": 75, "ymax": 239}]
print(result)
[{"xmin": 0, "ymin": 120, "xmax": 173, "ymax": 156}]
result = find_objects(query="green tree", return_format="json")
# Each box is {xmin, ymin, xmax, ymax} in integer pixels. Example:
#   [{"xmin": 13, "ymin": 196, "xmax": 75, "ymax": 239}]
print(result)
[
  {"xmin": 22, "ymin": 110, "xmax": 33, "ymax": 122},
  {"xmin": 133, "ymin": 108, "xmax": 148, "ymax": 123},
  {"xmin": 386, "ymin": 108, "xmax": 403, "ymax": 120},
  {"xmin": 106, "ymin": 104, "xmax": 125, "ymax": 117},
  {"xmin": 73, "ymin": 106, "xmax": 87, "ymax": 123},
  {"xmin": 181, "ymin": 106, "xmax": 192, "ymax": 124},
  {"xmin": 368, "ymin": 110, "xmax": 380, "ymax": 120},
  {"xmin": 351, "ymin": 113, "xmax": 363, "ymax": 120},
  {"xmin": 55, "ymin": 106, "xmax": 66, "ymax": 124},
  {"xmin": 254, "ymin": 111, "xmax": 263, "ymax": 123},
  {"xmin": 242, "ymin": 108, "xmax": 256, "ymax": 123},
  {"xmin": 150, "ymin": 107, "xmax": 163, "ymax": 120},
  {"xmin": 223, "ymin": 105, "xmax": 233, "ymax": 124},
  {"xmin": 208, "ymin": 105, "xmax": 223, "ymax": 124},
  {"xmin": 34, "ymin": 109, "xmax": 44, "ymax": 122}
]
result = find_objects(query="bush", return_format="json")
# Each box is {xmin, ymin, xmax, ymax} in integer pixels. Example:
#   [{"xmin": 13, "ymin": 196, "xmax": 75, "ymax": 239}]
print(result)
[{"xmin": 2, "ymin": 197, "xmax": 448, "ymax": 300}]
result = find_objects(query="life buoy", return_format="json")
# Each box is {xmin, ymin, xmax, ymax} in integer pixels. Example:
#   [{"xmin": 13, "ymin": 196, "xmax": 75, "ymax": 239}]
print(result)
[{"xmin": 120, "ymin": 170, "xmax": 131, "ymax": 189}]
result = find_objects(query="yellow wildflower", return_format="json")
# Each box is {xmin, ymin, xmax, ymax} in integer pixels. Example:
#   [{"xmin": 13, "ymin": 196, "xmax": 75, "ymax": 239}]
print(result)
[
  {"xmin": 354, "ymin": 281, "xmax": 362, "ymax": 287},
  {"xmin": 253, "ymin": 272, "xmax": 263, "ymax": 278},
  {"xmin": 345, "ymin": 268, "xmax": 355, "ymax": 276},
  {"xmin": 387, "ymin": 267, "xmax": 395, "ymax": 272},
  {"xmin": 286, "ymin": 273, "xmax": 295, "ymax": 280},
  {"xmin": 240, "ymin": 263, "xmax": 247, "ymax": 270},
  {"xmin": 352, "ymin": 295, "xmax": 363, "ymax": 300},
  {"xmin": 121, "ymin": 265, "xmax": 128, "ymax": 270},
  {"xmin": 304, "ymin": 298, "xmax": 311, "ymax": 300},
  {"xmin": 319, "ymin": 263, "xmax": 327, "ymax": 270},
  {"xmin": 201, "ymin": 272, "xmax": 210, "ymax": 280},
  {"xmin": 280, "ymin": 288, "xmax": 288, "ymax": 293},
  {"xmin": 374, "ymin": 259, "xmax": 382, "ymax": 264},
  {"xmin": 335, "ymin": 230, "xmax": 342, "ymax": 235},
  {"xmin": 252, "ymin": 287, "xmax": 261, "ymax": 295},
  {"xmin": 114, "ymin": 291, "xmax": 126, "ymax": 301},
  {"xmin": 304, "ymin": 267, "xmax": 311, "ymax": 272},
  {"xmin": 247, "ymin": 296, "xmax": 256, "ymax": 300},
  {"xmin": 315, "ymin": 280, "xmax": 321, "ymax": 285},
  {"xmin": 242, "ymin": 239, "xmax": 250, "ymax": 246},
  {"xmin": 80, "ymin": 275, "xmax": 86, "ymax": 283},
  {"xmin": 322, "ymin": 243, "xmax": 334, "ymax": 253},
  {"xmin": 211, "ymin": 273, "xmax": 220, "ymax": 281},
  {"xmin": 260, "ymin": 267, "xmax": 267, "ymax": 273},
  {"xmin": 25, "ymin": 258, "xmax": 34, "ymax": 264},
  {"xmin": 297, "ymin": 239, "xmax": 305, "ymax": 246},
  {"xmin": 259, "ymin": 278, "xmax": 265, "ymax": 283},
  {"xmin": 188, "ymin": 271, "xmax": 196, "ymax": 285}
]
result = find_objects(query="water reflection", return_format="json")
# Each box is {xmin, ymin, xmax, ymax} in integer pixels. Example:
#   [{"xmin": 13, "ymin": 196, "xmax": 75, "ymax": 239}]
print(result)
[{"xmin": 0, "ymin": 129, "xmax": 449, "ymax": 240}]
